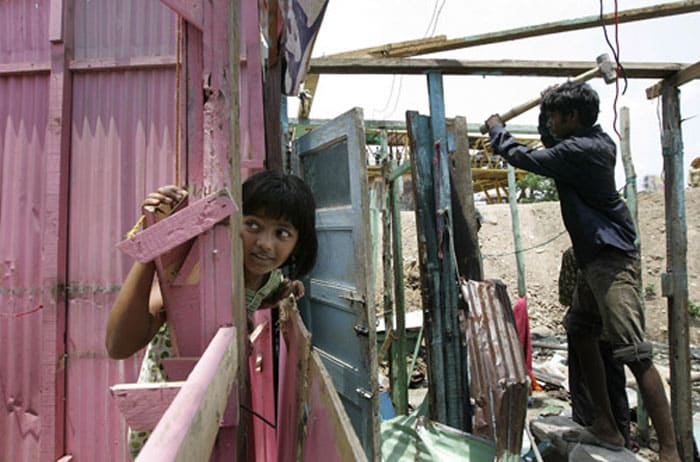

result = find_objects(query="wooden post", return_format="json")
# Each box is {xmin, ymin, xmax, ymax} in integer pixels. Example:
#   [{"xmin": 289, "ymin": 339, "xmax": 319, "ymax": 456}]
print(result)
[
  {"xmin": 660, "ymin": 86, "xmax": 692, "ymax": 462},
  {"xmin": 41, "ymin": 0, "xmax": 74, "ymax": 458},
  {"xmin": 389, "ymin": 160, "xmax": 409, "ymax": 415},
  {"xmin": 620, "ymin": 107, "xmax": 640, "ymax": 249},
  {"xmin": 507, "ymin": 165, "xmax": 526, "ymax": 298},
  {"xmin": 448, "ymin": 116, "xmax": 484, "ymax": 281},
  {"xmin": 426, "ymin": 71, "xmax": 468, "ymax": 431}
]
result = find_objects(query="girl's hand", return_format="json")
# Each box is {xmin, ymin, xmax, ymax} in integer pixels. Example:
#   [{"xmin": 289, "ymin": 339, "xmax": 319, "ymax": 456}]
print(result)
[
  {"xmin": 142, "ymin": 185, "xmax": 188, "ymax": 215},
  {"xmin": 289, "ymin": 280, "xmax": 305, "ymax": 300}
]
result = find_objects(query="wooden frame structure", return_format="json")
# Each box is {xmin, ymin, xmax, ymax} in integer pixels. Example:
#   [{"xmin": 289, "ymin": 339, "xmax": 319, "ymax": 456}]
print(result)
[{"xmin": 295, "ymin": 2, "xmax": 700, "ymax": 459}]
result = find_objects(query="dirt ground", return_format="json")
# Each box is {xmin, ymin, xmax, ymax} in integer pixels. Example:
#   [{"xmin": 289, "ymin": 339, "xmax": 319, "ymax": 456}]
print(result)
[{"xmin": 398, "ymin": 187, "xmax": 700, "ymax": 346}]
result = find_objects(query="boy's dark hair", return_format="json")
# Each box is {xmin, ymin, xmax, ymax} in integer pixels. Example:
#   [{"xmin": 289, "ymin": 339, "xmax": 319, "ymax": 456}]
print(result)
[
  {"xmin": 541, "ymin": 81, "xmax": 600, "ymax": 127},
  {"xmin": 242, "ymin": 170, "xmax": 318, "ymax": 279}
]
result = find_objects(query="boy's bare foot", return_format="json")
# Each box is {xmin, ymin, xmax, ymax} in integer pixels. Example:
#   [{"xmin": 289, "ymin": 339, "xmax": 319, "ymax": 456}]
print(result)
[{"xmin": 563, "ymin": 427, "xmax": 625, "ymax": 452}]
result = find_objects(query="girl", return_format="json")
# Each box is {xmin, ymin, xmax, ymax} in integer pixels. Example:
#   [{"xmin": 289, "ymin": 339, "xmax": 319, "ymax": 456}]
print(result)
[{"xmin": 105, "ymin": 170, "xmax": 318, "ymax": 458}]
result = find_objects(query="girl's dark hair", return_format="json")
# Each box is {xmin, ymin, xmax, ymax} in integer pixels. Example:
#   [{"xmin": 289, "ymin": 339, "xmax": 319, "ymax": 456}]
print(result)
[
  {"xmin": 242, "ymin": 170, "xmax": 318, "ymax": 279},
  {"xmin": 541, "ymin": 81, "xmax": 600, "ymax": 127}
]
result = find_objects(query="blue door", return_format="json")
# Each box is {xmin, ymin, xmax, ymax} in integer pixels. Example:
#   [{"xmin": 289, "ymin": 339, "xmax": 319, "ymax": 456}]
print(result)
[{"xmin": 293, "ymin": 107, "xmax": 379, "ymax": 460}]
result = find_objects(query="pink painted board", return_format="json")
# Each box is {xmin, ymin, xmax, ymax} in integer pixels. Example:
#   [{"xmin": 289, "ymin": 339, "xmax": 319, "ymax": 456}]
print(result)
[
  {"xmin": 110, "ymin": 381, "xmax": 184, "ymax": 432},
  {"xmin": 160, "ymin": 0, "xmax": 203, "ymax": 30},
  {"xmin": 277, "ymin": 308, "xmax": 312, "ymax": 461},
  {"xmin": 239, "ymin": 0, "xmax": 266, "ymax": 173},
  {"xmin": 302, "ymin": 352, "xmax": 368, "ymax": 462},
  {"xmin": 249, "ymin": 309, "xmax": 277, "ymax": 461},
  {"xmin": 137, "ymin": 326, "xmax": 238, "ymax": 461},
  {"xmin": 161, "ymin": 357, "xmax": 199, "ymax": 381},
  {"xmin": 115, "ymin": 189, "xmax": 238, "ymax": 263}
]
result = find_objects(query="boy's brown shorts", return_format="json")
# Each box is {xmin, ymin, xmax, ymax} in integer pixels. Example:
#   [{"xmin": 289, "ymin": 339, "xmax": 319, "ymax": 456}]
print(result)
[{"xmin": 564, "ymin": 246, "xmax": 652, "ymax": 363}]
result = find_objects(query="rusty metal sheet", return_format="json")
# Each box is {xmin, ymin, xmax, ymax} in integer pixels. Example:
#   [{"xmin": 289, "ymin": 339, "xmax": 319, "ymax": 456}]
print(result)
[{"xmin": 461, "ymin": 279, "xmax": 529, "ymax": 459}]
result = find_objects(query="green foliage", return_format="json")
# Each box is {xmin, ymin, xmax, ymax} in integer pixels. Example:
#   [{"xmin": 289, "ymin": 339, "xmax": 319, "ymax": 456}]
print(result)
[
  {"xmin": 517, "ymin": 173, "xmax": 559, "ymax": 203},
  {"xmin": 644, "ymin": 283, "xmax": 657, "ymax": 300},
  {"xmin": 689, "ymin": 299, "xmax": 700, "ymax": 318}
]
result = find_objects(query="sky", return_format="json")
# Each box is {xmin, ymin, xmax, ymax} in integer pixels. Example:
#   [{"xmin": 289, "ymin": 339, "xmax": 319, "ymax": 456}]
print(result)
[{"xmin": 286, "ymin": 0, "xmax": 700, "ymax": 189}]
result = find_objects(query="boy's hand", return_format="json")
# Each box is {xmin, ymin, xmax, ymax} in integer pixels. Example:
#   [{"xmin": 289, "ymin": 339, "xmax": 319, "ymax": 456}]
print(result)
[{"xmin": 484, "ymin": 114, "xmax": 504, "ymax": 131}]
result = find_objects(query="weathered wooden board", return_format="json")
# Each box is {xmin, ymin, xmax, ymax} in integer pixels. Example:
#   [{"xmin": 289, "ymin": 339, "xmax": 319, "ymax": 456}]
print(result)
[{"xmin": 136, "ymin": 326, "xmax": 238, "ymax": 461}]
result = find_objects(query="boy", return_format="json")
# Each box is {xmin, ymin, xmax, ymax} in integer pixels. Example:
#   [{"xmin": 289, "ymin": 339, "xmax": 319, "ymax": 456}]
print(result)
[{"xmin": 485, "ymin": 82, "xmax": 679, "ymax": 461}]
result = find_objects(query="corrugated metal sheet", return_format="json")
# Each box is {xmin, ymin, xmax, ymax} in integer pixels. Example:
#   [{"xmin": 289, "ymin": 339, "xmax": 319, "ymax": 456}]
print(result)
[
  {"xmin": 0, "ymin": 0, "xmax": 50, "ymax": 64},
  {"xmin": 66, "ymin": 66, "xmax": 178, "ymax": 459},
  {"xmin": 73, "ymin": 0, "xmax": 176, "ymax": 60},
  {"xmin": 461, "ymin": 279, "xmax": 529, "ymax": 460},
  {"xmin": 0, "ymin": 74, "xmax": 49, "ymax": 462}
]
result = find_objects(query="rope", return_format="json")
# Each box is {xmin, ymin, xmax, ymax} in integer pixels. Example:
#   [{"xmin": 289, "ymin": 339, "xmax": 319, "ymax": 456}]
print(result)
[
  {"xmin": 126, "ymin": 18, "xmax": 182, "ymax": 241},
  {"xmin": 481, "ymin": 229, "xmax": 568, "ymax": 259},
  {"xmin": 125, "ymin": 215, "xmax": 145, "ymax": 239}
]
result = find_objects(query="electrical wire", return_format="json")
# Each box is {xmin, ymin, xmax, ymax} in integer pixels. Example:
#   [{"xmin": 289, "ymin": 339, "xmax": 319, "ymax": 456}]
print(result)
[
  {"xmin": 599, "ymin": 0, "xmax": 627, "ymax": 141},
  {"xmin": 377, "ymin": 0, "xmax": 447, "ymax": 119}
]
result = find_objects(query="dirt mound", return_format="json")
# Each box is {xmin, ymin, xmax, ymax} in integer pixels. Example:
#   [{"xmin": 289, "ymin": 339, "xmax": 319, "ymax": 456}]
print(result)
[{"xmin": 399, "ymin": 187, "xmax": 700, "ymax": 345}]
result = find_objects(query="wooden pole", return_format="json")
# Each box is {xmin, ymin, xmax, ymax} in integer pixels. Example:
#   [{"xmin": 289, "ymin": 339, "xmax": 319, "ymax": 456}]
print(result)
[
  {"xmin": 660, "ymin": 85, "xmax": 692, "ymax": 462},
  {"xmin": 620, "ymin": 107, "xmax": 640, "ymax": 249},
  {"xmin": 448, "ymin": 117, "xmax": 484, "ymax": 281},
  {"xmin": 389, "ymin": 160, "xmax": 408, "ymax": 415},
  {"xmin": 507, "ymin": 165, "xmax": 526, "ymax": 298}
]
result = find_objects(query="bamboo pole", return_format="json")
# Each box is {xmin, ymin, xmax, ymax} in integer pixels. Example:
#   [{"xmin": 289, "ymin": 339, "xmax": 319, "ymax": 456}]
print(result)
[{"xmin": 507, "ymin": 165, "xmax": 526, "ymax": 298}]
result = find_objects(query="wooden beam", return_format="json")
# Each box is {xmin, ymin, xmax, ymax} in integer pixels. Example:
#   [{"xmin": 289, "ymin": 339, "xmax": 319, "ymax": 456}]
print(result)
[
  {"xmin": 309, "ymin": 57, "xmax": 686, "ymax": 79},
  {"xmin": 338, "ymin": 1, "xmax": 700, "ymax": 58},
  {"xmin": 110, "ymin": 382, "xmax": 185, "ymax": 432},
  {"xmin": 116, "ymin": 189, "xmax": 237, "ymax": 263},
  {"xmin": 69, "ymin": 56, "xmax": 177, "ymax": 72},
  {"xmin": 298, "ymin": 1, "xmax": 700, "ymax": 118},
  {"xmin": 40, "ymin": 0, "xmax": 73, "ymax": 459},
  {"xmin": 159, "ymin": 0, "xmax": 203, "ymax": 30},
  {"xmin": 0, "ymin": 61, "xmax": 51, "ymax": 76},
  {"xmin": 137, "ymin": 327, "xmax": 239, "ymax": 461},
  {"xmin": 646, "ymin": 61, "xmax": 700, "ymax": 99}
]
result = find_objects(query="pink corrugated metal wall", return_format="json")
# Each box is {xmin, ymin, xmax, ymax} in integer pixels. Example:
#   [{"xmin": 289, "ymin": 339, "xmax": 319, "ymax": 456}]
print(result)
[
  {"xmin": 68, "ymin": 0, "xmax": 178, "ymax": 459},
  {"xmin": 0, "ymin": 1, "xmax": 50, "ymax": 461},
  {"xmin": 0, "ymin": 74, "xmax": 50, "ymax": 462},
  {"xmin": 1, "ymin": 0, "xmax": 270, "ymax": 459}
]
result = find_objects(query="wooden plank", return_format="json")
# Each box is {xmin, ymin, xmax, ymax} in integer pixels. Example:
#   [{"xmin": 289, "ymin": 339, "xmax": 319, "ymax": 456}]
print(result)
[
  {"xmin": 248, "ymin": 310, "xmax": 277, "ymax": 461},
  {"xmin": 660, "ymin": 86, "xmax": 693, "ymax": 462},
  {"xmin": 69, "ymin": 56, "xmax": 177, "ymax": 72},
  {"xmin": 159, "ymin": 0, "xmax": 203, "ymax": 30},
  {"xmin": 40, "ymin": 1, "xmax": 73, "ymax": 459},
  {"xmin": 646, "ymin": 61, "xmax": 700, "ymax": 99},
  {"xmin": 342, "ymin": 1, "xmax": 700, "ymax": 58},
  {"xmin": 48, "ymin": 0, "xmax": 63, "ymax": 43},
  {"xmin": 0, "ymin": 61, "xmax": 51, "ymax": 76},
  {"xmin": 116, "ymin": 189, "xmax": 237, "ymax": 263},
  {"xmin": 110, "ymin": 382, "xmax": 185, "ymax": 432},
  {"xmin": 302, "ymin": 351, "xmax": 368, "ymax": 462},
  {"xmin": 161, "ymin": 357, "xmax": 199, "ymax": 381},
  {"xmin": 136, "ymin": 327, "xmax": 238, "ymax": 461},
  {"xmin": 309, "ymin": 57, "xmax": 686, "ymax": 79},
  {"xmin": 426, "ymin": 73, "xmax": 468, "ymax": 432},
  {"xmin": 447, "ymin": 116, "xmax": 483, "ymax": 281},
  {"xmin": 198, "ymin": 1, "xmax": 243, "ymax": 460},
  {"xmin": 277, "ymin": 302, "xmax": 312, "ymax": 462}
]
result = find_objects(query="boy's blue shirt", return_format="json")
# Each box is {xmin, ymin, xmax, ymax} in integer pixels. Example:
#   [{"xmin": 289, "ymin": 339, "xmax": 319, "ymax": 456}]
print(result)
[{"xmin": 489, "ymin": 123, "xmax": 637, "ymax": 266}]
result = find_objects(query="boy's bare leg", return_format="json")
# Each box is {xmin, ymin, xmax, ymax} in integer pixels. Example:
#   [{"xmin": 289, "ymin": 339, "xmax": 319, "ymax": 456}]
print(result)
[
  {"xmin": 628, "ymin": 360, "xmax": 680, "ymax": 462},
  {"xmin": 568, "ymin": 335, "xmax": 625, "ymax": 448}
]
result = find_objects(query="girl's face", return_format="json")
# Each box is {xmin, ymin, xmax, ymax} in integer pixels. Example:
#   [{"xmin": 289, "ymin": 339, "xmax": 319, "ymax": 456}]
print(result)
[{"xmin": 241, "ymin": 212, "xmax": 299, "ymax": 289}]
